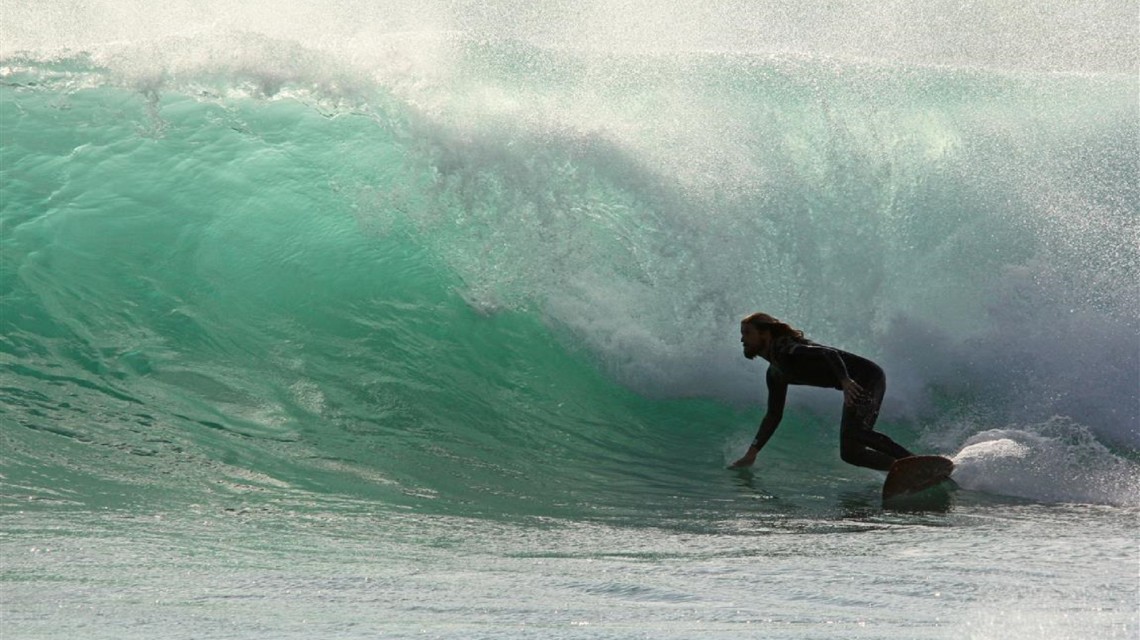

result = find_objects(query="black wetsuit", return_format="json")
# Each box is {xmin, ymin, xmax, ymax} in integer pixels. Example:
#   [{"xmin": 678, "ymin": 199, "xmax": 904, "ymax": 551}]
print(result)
[{"xmin": 759, "ymin": 337, "xmax": 913, "ymax": 470}]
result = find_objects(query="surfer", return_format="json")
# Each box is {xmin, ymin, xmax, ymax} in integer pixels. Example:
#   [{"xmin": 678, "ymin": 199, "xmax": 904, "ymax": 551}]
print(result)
[{"xmin": 731, "ymin": 312, "xmax": 914, "ymax": 471}]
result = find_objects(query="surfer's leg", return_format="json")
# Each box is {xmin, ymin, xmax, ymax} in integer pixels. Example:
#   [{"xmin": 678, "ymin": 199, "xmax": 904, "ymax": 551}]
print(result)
[
  {"xmin": 840, "ymin": 435, "xmax": 896, "ymax": 471},
  {"xmin": 846, "ymin": 429, "xmax": 913, "ymax": 461},
  {"xmin": 839, "ymin": 376, "xmax": 913, "ymax": 470}
]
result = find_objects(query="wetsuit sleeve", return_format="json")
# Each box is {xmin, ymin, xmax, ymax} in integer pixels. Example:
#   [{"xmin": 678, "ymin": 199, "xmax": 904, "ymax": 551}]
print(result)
[
  {"xmin": 817, "ymin": 345, "xmax": 852, "ymax": 382},
  {"xmin": 748, "ymin": 367, "xmax": 788, "ymax": 451},
  {"xmin": 764, "ymin": 367, "xmax": 788, "ymax": 418},
  {"xmin": 786, "ymin": 340, "xmax": 852, "ymax": 385}
]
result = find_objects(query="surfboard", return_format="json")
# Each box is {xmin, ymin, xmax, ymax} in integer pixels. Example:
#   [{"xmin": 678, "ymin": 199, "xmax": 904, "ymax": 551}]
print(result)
[{"xmin": 882, "ymin": 455, "xmax": 956, "ymax": 511}]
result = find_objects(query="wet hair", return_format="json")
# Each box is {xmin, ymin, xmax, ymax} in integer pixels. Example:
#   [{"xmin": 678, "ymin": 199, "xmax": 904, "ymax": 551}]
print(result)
[{"xmin": 741, "ymin": 312, "xmax": 807, "ymax": 342}]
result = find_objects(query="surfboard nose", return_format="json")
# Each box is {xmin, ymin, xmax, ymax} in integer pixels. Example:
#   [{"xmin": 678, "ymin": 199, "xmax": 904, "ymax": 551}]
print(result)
[{"xmin": 882, "ymin": 455, "xmax": 956, "ymax": 504}]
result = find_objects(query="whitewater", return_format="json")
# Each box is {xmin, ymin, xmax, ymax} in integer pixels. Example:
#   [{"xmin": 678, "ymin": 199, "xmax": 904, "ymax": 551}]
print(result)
[{"xmin": 2, "ymin": 2, "xmax": 1137, "ymax": 638}]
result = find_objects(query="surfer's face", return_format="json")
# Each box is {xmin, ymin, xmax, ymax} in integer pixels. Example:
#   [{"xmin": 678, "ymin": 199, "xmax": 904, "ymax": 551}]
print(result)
[{"xmin": 740, "ymin": 322, "xmax": 770, "ymax": 360}]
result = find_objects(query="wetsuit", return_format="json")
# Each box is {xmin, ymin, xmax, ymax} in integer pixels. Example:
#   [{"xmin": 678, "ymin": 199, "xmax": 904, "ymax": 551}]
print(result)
[{"xmin": 757, "ymin": 337, "xmax": 913, "ymax": 470}]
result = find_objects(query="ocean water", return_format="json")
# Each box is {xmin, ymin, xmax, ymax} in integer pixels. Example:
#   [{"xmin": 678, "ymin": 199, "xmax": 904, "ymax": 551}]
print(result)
[{"xmin": 2, "ymin": 2, "xmax": 1138, "ymax": 638}]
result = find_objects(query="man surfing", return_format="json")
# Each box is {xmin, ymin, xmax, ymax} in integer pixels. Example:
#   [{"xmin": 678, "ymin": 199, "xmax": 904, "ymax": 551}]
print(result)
[{"xmin": 731, "ymin": 312, "xmax": 914, "ymax": 471}]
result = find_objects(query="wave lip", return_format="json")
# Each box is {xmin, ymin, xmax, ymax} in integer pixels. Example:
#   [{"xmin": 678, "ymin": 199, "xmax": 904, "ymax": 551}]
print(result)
[{"xmin": 4, "ymin": 1, "xmax": 1137, "ymax": 74}]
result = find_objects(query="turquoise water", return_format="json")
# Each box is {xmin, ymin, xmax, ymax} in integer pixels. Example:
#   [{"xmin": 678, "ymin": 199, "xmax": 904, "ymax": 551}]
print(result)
[{"xmin": 2, "ymin": 3, "xmax": 1138, "ymax": 638}]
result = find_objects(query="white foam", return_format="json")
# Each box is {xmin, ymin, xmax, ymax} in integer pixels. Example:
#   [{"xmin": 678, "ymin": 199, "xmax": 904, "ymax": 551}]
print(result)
[{"xmin": 950, "ymin": 419, "xmax": 1140, "ymax": 506}]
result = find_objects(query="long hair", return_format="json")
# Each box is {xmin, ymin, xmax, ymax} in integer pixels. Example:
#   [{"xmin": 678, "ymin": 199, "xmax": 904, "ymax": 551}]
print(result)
[{"xmin": 742, "ymin": 312, "xmax": 807, "ymax": 343}]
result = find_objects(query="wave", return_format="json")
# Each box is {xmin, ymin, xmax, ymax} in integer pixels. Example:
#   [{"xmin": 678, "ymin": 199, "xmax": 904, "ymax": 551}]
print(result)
[{"xmin": 2, "ymin": 21, "xmax": 1137, "ymax": 512}]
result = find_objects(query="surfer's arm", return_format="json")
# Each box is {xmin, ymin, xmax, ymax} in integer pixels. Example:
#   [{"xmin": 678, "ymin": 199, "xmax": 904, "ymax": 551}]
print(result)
[
  {"xmin": 730, "ymin": 413, "xmax": 782, "ymax": 468},
  {"xmin": 822, "ymin": 348, "xmax": 873, "ymax": 407},
  {"xmin": 730, "ymin": 369, "xmax": 787, "ymax": 468},
  {"xmin": 804, "ymin": 342, "xmax": 864, "ymax": 406},
  {"xmin": 810, "ymin": 343, "xmax": 855, "ymax": 387}
]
